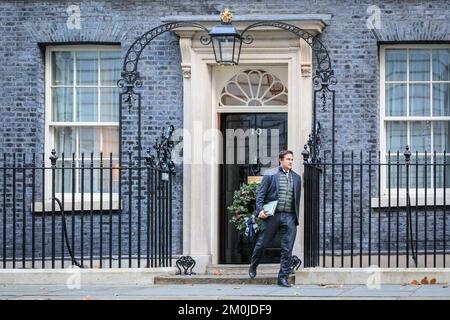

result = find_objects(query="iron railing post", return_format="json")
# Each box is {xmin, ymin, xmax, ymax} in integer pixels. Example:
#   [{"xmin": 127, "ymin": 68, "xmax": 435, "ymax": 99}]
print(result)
[{"xmin": 50, "ymin": 149, "xmax": 57, "ymax": 269}]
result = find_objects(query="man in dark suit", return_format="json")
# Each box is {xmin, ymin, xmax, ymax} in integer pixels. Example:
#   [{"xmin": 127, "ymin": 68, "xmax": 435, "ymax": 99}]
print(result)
[{"xmin": 248, "ymin": 150, "xmax": 301, "ymax": 287}]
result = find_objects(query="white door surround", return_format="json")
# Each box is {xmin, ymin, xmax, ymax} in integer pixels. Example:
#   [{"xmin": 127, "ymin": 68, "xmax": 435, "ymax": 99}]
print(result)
[{"xmin": 165, "ymin": 15, "xmax": 329, "ymax": 272}]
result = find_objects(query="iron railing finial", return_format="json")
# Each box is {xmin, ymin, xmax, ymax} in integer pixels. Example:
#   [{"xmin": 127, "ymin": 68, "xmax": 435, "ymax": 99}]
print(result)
[{"xmin": 49, "ymin": 149, "xmax": 58, "ymax": 167}]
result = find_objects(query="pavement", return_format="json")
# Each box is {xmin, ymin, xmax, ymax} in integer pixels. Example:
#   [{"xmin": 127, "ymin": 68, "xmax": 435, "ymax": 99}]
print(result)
[{"xmin": 1, "ymin": 283, "xmax": 450, "ymax": 300}]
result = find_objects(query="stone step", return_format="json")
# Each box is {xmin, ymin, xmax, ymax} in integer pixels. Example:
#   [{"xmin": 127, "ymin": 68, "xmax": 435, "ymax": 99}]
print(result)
[
  {"xmin": 154, "ymin": 274, "xmax": 295, "ymax": 285},
  {"xmin": 205, "ymin": 264, "xmax": 280, "ymax": 275}
]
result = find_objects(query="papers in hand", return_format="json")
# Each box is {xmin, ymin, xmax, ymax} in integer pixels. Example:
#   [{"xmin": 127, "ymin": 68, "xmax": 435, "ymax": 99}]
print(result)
[{"xmin": 263, "ymin": 200, "xmax": 278, "ymax": 216}]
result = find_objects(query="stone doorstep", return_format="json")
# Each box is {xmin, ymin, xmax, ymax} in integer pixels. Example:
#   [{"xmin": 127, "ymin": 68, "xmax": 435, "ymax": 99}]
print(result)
[
  {"xmin": 154, "ymin": 274, "xmax": 295, "ymax": 285},
  {"xmin": 295, "ymin": 268, "xmax": 450, "ymax": 285},
  {"xmin": 157, "ymin": 264, "xmax": 293, "ymax": 285},
  {"xmin": 205, "ymin": 264, "xmax": 281, "ymax": 275},
  {"xmin": 0, "ymin": 268, "xmax": 177, "ymax": 285}
]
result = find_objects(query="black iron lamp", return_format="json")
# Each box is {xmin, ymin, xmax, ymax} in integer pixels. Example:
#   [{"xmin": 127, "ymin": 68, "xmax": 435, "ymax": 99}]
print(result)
[{"xmin": 209, "ymin": 8, "xmax": 243, "ymax": 65}]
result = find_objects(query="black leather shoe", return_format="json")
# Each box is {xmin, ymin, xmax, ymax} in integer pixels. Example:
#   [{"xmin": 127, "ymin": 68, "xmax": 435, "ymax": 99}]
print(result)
[
  {"xmin": 277, "ymin": 278, "xmax": 292, "ymax": 287},
  {"xmin": 248, "ymin": 267, "xmax": 257, "ymax": 279}
]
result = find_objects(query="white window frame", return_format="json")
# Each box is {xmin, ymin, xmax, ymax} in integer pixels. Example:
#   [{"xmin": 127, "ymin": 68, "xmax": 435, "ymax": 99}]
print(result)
[
  {"xmin": 43, "ymin": 45, "xmax": 121, "ymax": 209},
  {"xmin": 378, "ymin": 44, "xmax": 450, "ymax": 205}
]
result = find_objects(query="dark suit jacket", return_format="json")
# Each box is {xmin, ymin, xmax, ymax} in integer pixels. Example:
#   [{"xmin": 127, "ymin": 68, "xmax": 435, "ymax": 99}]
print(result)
[{"xmin": 255, "ymin": 167, "xmax": 302, "ymax": 226}]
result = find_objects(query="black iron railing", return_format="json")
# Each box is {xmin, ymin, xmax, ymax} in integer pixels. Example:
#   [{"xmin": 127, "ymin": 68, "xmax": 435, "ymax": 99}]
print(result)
[
  {"xmin": 0, "ymin": 150, "xmax": 175, "ymax": 269},
  {"xmin": 303, "ymin": 146, "xmax": 449, "ymax": 268}
]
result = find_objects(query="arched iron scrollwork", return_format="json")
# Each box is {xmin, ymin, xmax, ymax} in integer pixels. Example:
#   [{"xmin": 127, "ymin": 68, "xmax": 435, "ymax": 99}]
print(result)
[
  {"xmin": 239, "ymin": 21, "xmax": 336, "ymax": 163},
  {"xmin": 119, "ymin": 19, "xmax": 336, "ymax": 163},
  {"xmin": 117, "ymin": 22, "xmax": 212, "ymax": 95},
  {"xmin": 117, "ymin": 22, "xmax": 214, "ymax": 171},
  {"xmin": 240, "ymin": 21, "xmax": 332, "ymax": 72}
]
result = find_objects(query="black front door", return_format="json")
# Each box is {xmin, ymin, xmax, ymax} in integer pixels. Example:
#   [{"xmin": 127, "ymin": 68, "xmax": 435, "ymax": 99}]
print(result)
[{"xmin": 220, "ymin": 113, "xmax": 288, "ymax": 264}]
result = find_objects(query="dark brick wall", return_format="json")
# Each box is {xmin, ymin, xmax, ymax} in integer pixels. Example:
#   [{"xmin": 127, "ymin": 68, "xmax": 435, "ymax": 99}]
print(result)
[{"xmin": 0, "ymin": 0, "xmax": 449, "ymax": 265}]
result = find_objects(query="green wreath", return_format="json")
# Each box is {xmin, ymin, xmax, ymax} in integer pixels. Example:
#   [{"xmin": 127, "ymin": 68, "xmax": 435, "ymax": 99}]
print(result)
[{"xmin": 227, "ymin": 182, "xmax": 261, "ymax": 236}]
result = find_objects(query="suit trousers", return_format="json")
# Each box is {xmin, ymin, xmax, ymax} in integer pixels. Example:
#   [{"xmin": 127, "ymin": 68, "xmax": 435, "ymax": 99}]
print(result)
[{"xmin": 249, "ymin": 212, "xmax": 297, "ymax": 280}]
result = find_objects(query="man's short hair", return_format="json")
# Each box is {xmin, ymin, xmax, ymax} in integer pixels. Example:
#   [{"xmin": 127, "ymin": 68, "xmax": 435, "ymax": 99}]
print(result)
[{"xmin": 279, "ymin": 150, "xmax": 294, "ymax": 161}]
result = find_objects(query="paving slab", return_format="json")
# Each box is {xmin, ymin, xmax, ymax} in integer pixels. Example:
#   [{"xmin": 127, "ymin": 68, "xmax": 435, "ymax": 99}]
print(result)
[
  {"xmin": 411, "ymin": 286, "xmax": 450, "ymax": 297},
  {"xmin": 1, "ymin": 284, "xmax": 450, "ymax": 300}
]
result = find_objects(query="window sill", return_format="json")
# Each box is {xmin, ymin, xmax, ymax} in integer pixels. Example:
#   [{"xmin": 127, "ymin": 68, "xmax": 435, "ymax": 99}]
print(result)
[
  {"xmin": 371, "ymin": 191, "xmax": 450, "ymax": 208},
  {"xmin": 33, "ymin": 199, "xmax": 121, "ymax": 213}
]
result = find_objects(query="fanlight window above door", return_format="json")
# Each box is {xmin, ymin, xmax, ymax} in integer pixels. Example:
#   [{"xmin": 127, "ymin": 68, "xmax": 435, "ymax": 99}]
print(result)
[{"xmin": 219, "ymin": 69, "xmax": 288, "ymax": 107}]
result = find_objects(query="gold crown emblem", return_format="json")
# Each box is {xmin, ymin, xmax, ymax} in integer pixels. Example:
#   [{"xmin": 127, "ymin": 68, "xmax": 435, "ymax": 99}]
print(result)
[{"xmin": 220, "ymin": 8, "xmax": 233, "ymax": 23}]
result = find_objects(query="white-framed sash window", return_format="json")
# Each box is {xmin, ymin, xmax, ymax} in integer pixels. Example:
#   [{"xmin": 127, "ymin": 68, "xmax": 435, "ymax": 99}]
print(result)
[
  {"xmin": 45, "ymin": 45, "xmax": 121, "ymax": 202},
  {"xmin": 380, "ymin": 44, "xmax": 450, "ymax": 194}
]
